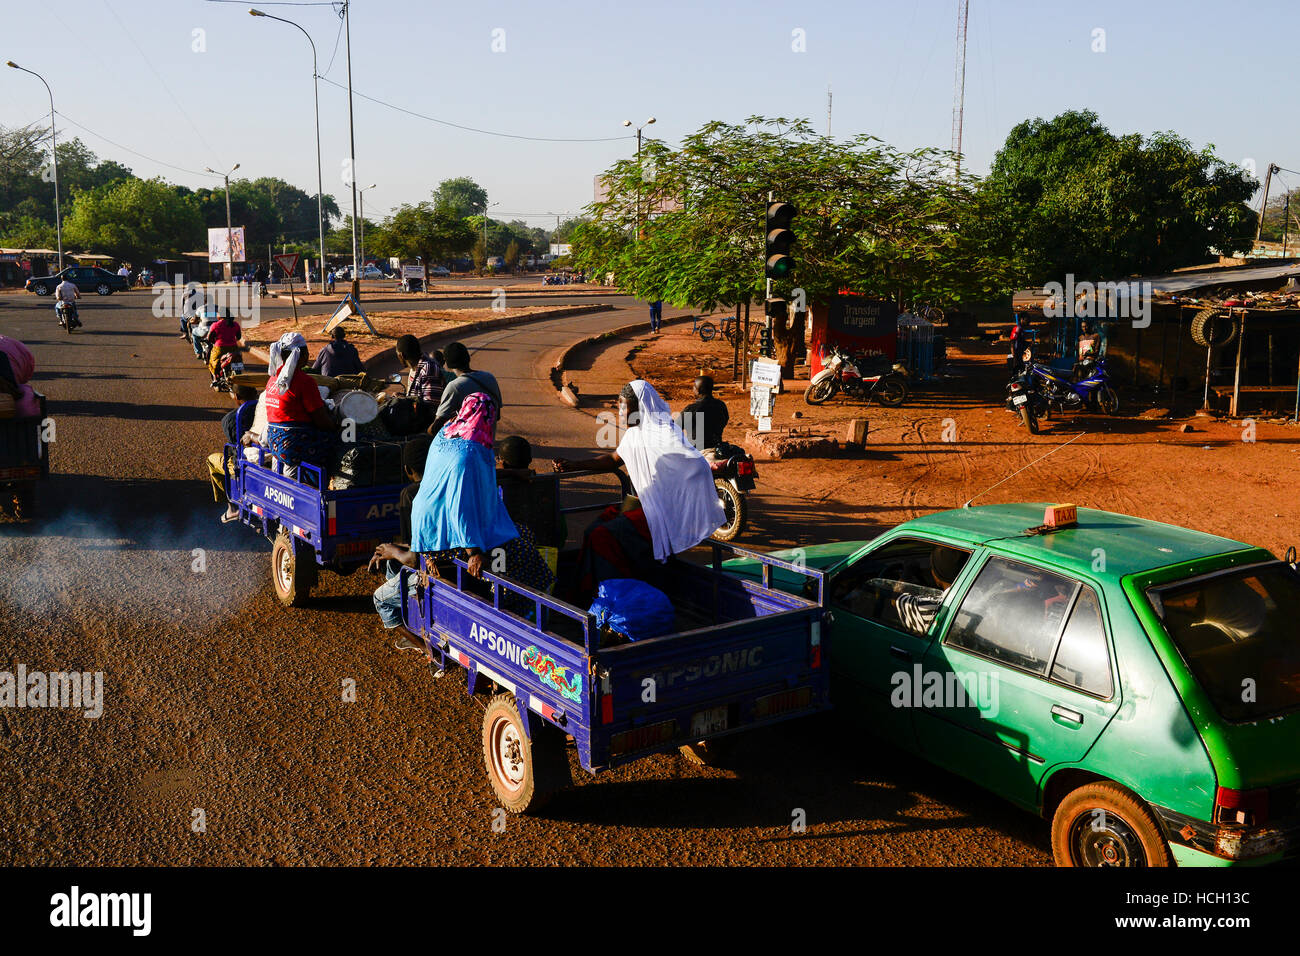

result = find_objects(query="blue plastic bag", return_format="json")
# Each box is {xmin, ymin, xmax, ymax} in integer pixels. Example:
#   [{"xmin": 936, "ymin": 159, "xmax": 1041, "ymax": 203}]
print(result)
[{"xmin": 588, "ymin": 579, "xmax": 676, "ymax": 643}]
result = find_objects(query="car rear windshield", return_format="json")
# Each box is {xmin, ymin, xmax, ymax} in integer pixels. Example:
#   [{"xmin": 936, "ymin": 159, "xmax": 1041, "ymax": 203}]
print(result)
[{"xmin": 1147, "ymin": 562, "xmax": 1300, "ymax": 722}]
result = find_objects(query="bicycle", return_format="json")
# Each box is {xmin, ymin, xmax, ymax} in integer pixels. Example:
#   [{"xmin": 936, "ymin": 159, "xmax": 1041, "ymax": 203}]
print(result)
[{"xmin": 910, "ymin": 302, "xmax": 945, "ymax": 324}]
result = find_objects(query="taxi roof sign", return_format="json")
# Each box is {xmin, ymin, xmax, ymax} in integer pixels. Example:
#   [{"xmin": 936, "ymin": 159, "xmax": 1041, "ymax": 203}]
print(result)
[{"xmin": 1044, "ymin": 504, "xmax": 1078, "ymax": 528}]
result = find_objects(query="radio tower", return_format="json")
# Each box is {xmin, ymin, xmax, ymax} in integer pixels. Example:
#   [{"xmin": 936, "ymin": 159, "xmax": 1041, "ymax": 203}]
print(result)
[{"xmin": 951, "ymin": 0, "xmax": 969, "ymax": 179}]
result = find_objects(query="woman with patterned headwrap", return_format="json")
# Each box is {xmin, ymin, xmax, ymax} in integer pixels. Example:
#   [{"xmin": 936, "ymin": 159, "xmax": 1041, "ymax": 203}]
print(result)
[
  {"xmin": 262, "ymin": 332, "xmax": 339, "ymax": 469},
  {"xmin": 410, "ymin": 392, "xmax": 554, "ymax": 608}
]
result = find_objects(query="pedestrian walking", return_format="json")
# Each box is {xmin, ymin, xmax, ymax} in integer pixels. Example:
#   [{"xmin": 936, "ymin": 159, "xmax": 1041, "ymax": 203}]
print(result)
[{"xmin": 649, "ymin": 299, "xmax": 663, "ymax": 333}]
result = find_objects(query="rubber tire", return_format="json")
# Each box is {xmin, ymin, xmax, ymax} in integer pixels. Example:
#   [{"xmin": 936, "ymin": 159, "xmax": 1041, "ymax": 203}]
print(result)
[
  {"xmin": 34, "ymin": 285, "xmax": 50, "ymax": 296},
  {"xmin": 874, "ymin": 375, "xmax": 907, "ymax": 407},
  {"xmin": 712, "ymin": 479, "xmax": 747, "ymax": 541},
  {"xmin": 1020, "ymin": 405, "xmax": 1039, "ymax": 434},
  {"xmin": 1051, "ymin": 782, "xmax": 1171, "ymax": 868},
  {"xmin": 1190, "ymin": 307, "xmax": 1237, "ymax": 349},
  {"xmin": 270, "ymin": 529, "xmax": 315, "ymax": 607},
  {"xmin": 804, "ymin": 378, "xmax": 836, "ymax": 406},
  {"xmin": 482, "ymin": 694, "xmax": 571, "ymax": 814},
  {"xmin": 95, "ymin": 283, "xmax": 111, "ymax": 296},
  {"xmin": 1098, "ymin": 387, "xmax": 1120, "ymax": 415},
  {"xmin": 698, "ymin": 322, "xmax": 716, "ymax": 342}
]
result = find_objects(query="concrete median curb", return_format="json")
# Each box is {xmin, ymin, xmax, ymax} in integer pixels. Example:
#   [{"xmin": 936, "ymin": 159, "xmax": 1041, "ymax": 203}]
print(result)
[
  {"xmin": 243, "ymin": 302, "xmax": 615, "ymax": 374},
  {"xmin": 549, "ymin": 315, "xmax": 697, "ymax": 409}
]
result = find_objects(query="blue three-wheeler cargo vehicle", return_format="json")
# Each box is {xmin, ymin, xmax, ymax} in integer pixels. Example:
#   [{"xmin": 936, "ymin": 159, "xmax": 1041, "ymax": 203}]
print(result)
[
  {"xmin": 224, "ymin": 442, "xmax": 405, "ymax": 606},
  {"xmin": 398, "ymin": 471, "xmax": 831, "ymax": 812}
]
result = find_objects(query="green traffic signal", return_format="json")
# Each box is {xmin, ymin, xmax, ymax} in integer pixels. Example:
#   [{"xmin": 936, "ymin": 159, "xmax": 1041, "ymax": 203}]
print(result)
[{"xmin": 765, "ymin": 201, "xmax": 796, "ymax": 279}]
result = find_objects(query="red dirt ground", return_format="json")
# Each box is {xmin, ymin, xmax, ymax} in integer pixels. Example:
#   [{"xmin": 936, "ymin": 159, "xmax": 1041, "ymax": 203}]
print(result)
[{"xmin": 567, "ymin": 321, "xmax": 1300, "ymax": 557}]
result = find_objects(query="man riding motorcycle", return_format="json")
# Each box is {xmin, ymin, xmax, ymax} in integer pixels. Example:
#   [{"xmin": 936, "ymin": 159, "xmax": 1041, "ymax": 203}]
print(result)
[{"xmin": 54, "ymin": 276, "xmax": 81, "ymax": 330}]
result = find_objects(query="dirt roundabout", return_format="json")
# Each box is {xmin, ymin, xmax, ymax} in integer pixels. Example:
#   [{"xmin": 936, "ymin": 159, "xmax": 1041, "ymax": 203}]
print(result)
[{"xmin": 565, "ymin": 320, "xmax": 1300, "ymax": 556}]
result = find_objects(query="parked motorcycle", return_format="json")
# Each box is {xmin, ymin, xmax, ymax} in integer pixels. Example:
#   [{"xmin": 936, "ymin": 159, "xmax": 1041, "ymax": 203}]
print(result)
[
  {"xmin": 804, "ymin": 346, "xmax": 908, "ymax": 407},
  {"xmin": 1029, "ymin": 359, "xmax": 1119, "ymax": 417},
  {"xmin": 706, "ymin": 441, "xmax": 757, "ymax": 541},
  {"xmin": 55, "ymin": 300, "xmax": 81, "ymax": 333},
  {"xmin": 1005, "ymin": 366, "xmax": 1044, "ymax": 434}
]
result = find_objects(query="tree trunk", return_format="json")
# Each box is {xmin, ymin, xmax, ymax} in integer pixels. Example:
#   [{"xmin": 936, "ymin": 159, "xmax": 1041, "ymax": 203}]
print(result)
[{"xmin": 773, "ymin": 309, "xmax": 804, "ymax": 379}]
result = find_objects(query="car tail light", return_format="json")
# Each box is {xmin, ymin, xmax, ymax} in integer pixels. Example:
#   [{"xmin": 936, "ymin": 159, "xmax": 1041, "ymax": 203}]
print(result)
[
  {"xmin": 736, "ymin": 460, "xmax": 756, "ymax": 477},
  {"xmin": 1215, "ymin": 786, "xmax": 1269, "ymax": 827}
]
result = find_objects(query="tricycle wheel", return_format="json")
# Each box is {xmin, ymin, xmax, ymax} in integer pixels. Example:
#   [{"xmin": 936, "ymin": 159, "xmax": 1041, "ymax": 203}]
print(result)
[
  {"xmin": 271, "ymin": 529, "xmax": 316, "ymax": 607},
  {"xmin": 1051, "ymin": 782, "xmax": 1170, "ymax": 868},
  {"xmin": 482, "ymin": 694, "xmax": 571, "ymax": 814}
]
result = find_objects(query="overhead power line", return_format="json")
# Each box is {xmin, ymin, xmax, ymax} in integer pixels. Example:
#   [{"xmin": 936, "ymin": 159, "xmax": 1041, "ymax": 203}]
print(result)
[
  {"xmin": 316, "ymin": 76, "xmax": 634, "ymax": 143},
  {"xmin": 54, "ymin": 112, "xmax": 220, "ymax": 180}
]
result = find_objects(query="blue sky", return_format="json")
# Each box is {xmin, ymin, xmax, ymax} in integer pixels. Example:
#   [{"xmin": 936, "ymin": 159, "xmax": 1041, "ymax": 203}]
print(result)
[{"xmin": 3, "ymin": 0, "xmax": 1297, "ymax": 230}]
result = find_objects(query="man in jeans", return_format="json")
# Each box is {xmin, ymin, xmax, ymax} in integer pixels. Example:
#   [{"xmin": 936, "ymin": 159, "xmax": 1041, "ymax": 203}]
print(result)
[
  {"xmin": 369, "ymin": 435, "xmax": 432, "ymax": 646},
  {"xmin": 648, "ymin": 299, "xmax": 663, "ymax": 333}
]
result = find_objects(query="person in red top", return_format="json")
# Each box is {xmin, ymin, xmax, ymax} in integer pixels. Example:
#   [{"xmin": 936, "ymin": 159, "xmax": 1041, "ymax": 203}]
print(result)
[
  {"xmin": 262, "ymin": 332, "xmax": 339, "ymax": 470},
  {"xmin": 205, "ymin": 309, "xmax": 244, "ymax": 387}
]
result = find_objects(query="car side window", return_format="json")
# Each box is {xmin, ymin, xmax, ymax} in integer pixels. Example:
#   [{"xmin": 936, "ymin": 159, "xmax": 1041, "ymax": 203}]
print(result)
[
  {"xmin": 1050, "ymin": 587, "xmax": 1113, "ymax": 697},
  {"xmin": 830, "ymin": 537, "xmax": 971, "ymax": 634},
  {"xmin": 944, "ymin": 556, "xmax": 1077, "ymax": 675}
]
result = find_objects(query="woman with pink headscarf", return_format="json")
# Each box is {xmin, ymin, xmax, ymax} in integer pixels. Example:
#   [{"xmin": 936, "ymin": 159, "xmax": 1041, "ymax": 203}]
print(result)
[{"xmin": 0, "ymin": 334, "xmax": 41, "ymax": 419}]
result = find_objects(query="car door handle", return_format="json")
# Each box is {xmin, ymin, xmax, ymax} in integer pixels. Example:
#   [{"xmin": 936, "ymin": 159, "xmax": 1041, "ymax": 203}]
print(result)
[
  {"xmin": 1051, "ymin": 705, "xmax": 1083, "ymax": 726},
  {"xmin": 889, "ymin": 645, "xmax": 912, "ymax": 662}
]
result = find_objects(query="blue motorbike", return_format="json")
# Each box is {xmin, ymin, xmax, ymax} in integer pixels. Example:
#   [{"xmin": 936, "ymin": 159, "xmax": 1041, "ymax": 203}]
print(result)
[{"xmin": 1028, "ymin": 359, "xmax": 1119, "ymax": 419}]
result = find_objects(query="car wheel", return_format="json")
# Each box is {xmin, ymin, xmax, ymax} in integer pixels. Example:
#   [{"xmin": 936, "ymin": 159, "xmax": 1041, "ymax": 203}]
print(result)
[
  {"xmin": 34, "ymin": 284, "xmax": 50, "ymax": 296},
  {"xmin": 1051, "ymin": 782, "xmax": 1171, "ymax": 867},
  {"xmin": 482, "ymin": 694, "xmax": 571, "ymax": 814},
  {"xmin": 95, "ymin": 283, "xmax": 111, "ymax": 296}
]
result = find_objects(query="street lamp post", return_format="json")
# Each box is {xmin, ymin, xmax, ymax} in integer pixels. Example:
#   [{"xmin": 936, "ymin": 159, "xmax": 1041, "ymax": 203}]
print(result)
[
  {"xmin": 205, "ymin": 163, "xmax": 241, "ymax": 281},
  {"xmin": 249, "ymin": 8, "xmax": 325, "ymax": 293},
  {"xmin": 342, "ymin": 0, "xmax": 361, "ymax": 300},
  {"xmin": 7, "ymin": 61, "xmax": 63, "ymax": 272},
  {"xmin": 480, "ymin": 201, "xmax": 498, "ymax": 274},
  {"xmin": 359, "ymin": 183, "xmax": 376, "ymax": 273},
  {"xmin": 621, "ymin": 116, "xmax": 656, "ymax": 247}
]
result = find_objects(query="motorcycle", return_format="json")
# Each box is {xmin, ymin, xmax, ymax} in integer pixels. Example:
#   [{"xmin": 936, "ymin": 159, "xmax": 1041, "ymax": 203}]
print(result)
[
  {"xmin": 1005, "ymin": 364, "xmax": 1045, "ymax": 434},
  {"xmin": 211, "ymin": 349, "xmax": 244, "ymax": 393},
  {"xmin": 1029, "ymin": 359, "xmax": 1119, "ymax": 418},
  {"xmin": 805, "ymin": 346, "xmax": 908, "ymax": 407},
  {"xmin": 55, "ymin": 300, "xmax": 81, "ymax": 333},
  {"xmin": 706, "ymin": 441, "xmax": 757, "ymax": 541}
]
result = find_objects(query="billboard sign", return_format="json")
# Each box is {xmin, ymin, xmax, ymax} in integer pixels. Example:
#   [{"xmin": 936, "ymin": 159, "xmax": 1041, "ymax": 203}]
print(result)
[
  {"xmin": 207, "ymin": 227, "xmax": 247, "ymax": 264},
  {"xmin": 809, "ymin": 296, "xmax": 898, "ymax": 375}
]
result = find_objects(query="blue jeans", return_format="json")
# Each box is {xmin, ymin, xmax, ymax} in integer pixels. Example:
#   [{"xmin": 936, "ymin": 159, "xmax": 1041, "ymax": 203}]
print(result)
[
  {"xmin": 649, "ymin": 301, "xmax": 662, "ymax": 332},
  {"xmin": 373, "ymin": 562, "xmax": 414, "ymax": 629}
]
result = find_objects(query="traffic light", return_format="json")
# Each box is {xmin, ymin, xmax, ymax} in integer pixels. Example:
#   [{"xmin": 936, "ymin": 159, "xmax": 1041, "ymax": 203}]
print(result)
[{"xmin": 765, "ymin": 201, "xmax": 796, "ymax": 279}]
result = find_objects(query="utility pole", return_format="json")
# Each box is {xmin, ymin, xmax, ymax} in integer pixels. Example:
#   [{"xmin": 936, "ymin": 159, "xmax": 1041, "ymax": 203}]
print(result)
[
  {"xmin": 206, "ymin": 163, "xmax": 241, "ymax": 281},
  {"xmin": 7, "ymin": 62, "xmax": 63, "ymax": 271},
  {"xmin": 951, "ymin": 0, "xmax": 969, "ymax": 180},
  {"xmin": 343, "ymin": 0, "xmax": 360, "ymax": 300},
  {"xmin": 1255, "ymin": 163, "xmax": 1280, "ymax": 244}
]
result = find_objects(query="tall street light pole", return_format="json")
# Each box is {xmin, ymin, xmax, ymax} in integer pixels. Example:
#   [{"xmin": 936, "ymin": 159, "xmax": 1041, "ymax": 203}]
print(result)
[
  {"xmin": 481, "ymin": 201, "xmax": 498, "ymax": 274},
  {"xmin": 7, "ymin": 61, "xmax": 63, "ymax": 272},
  {"xmin": 342, "ymin": 0, "xmax": 361, "ymax": 300},
  {"xmin": 206, "ymin": 163, "xmax": 241, "ymax": 281},
  {"xmin": 621, "ymin": 117, "xmax": 655, "ymax": 247},
  {"xmin": 359, "ymin": 182, "xmax": 376, "ymax": 272},
  {"xmin": 249, "ymin": 8, "xmax": 325, "ymax": 293}
]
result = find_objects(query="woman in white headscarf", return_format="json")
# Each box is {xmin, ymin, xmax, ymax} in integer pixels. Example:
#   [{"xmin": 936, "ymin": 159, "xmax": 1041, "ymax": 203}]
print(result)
[
  {"xmin": 261, "ymin": 331, "xmax": 339, "ymax": 469},
  {"xmin": 553, "ymin": 379, "xmax": 725, "ymax": 598}
]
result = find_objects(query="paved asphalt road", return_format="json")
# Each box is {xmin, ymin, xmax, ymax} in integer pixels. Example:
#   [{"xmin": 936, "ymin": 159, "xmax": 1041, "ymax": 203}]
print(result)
[{"xmin": 0, "ymin": 288, "xmax": 1050, "ymax": 866}]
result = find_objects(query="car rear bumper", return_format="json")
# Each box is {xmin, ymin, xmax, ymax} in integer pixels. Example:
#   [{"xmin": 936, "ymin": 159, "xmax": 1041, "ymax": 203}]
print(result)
[{"xmin": 1154, "ymin": 804, "xmax": 1300, "ymax": 865}]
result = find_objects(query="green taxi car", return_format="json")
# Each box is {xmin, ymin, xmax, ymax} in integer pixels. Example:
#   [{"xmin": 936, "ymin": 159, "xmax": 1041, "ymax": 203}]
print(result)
[{"xmin": 728, "ymin": 503, "xmax": 1300, "ymax": 866}]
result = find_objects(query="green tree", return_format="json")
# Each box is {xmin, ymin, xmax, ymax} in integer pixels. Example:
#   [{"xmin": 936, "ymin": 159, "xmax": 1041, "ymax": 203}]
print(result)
[
  {"xmin": 62, "ymin": 177, "xmax": 203, "ymax": 262},
  {"xmin": 373, "ymin": 201, "xmax": 475, "ymax": 264},
  {"xmin": 432, "ymin": 176, "xmax": 488, "ymax": 219},
  {"xmin": 504, "ymin": 238, "xmax": 521, "ymax": 270},
  {"xmin": 983, "ymin": 111, "xmax": 1258, "ymax": 281}
]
